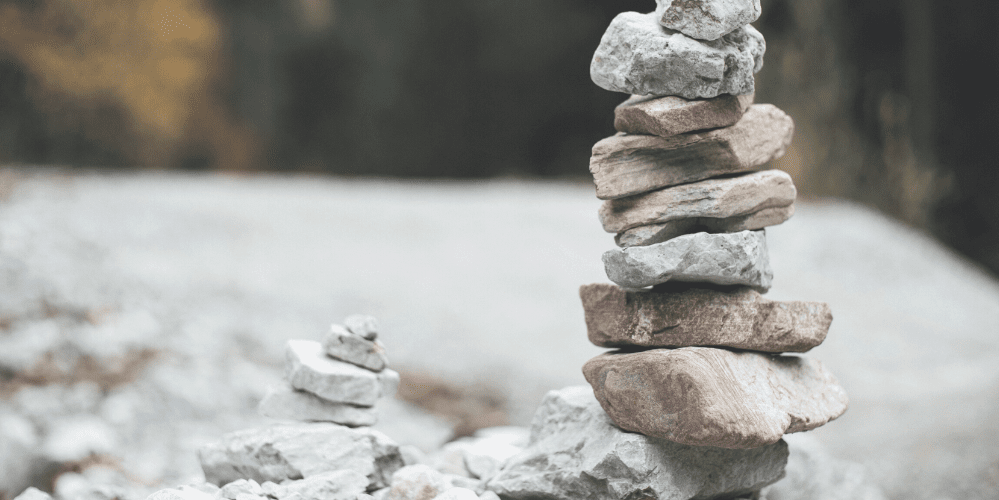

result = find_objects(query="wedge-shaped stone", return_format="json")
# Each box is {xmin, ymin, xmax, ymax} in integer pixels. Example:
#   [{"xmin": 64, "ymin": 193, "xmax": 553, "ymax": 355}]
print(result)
[
  {"xmin": 486, "ymin": 386, "xmax": 788, "ymax": 500},
  {"xmin": 602, "ymin": 230, "xmax": 772, "ymax": 290},
  {"xmin": 616, "ymin": 205, "xmax": 794, "ymax": 247},
  {"xmin": 579, "ymin": 283, "xmax": 831, "ymax": 352},
  {"xmin": 285, "ymin": 340, "xmax": 398, "ymax": 407},
  {"xmin": 591, "ymin": 104, "xmax": 794, "ymax": 200},
  {"xmin": 656, "ymin": 0, "xmax": 762, "ymax": 41},
  {"xmin": 258, "ymin": 384, "xmax": 378, "ymax": 427},
  {"xmin": 615, "ymin": 92, "xmax": 754, "ymax": 137},
  {"xmin": 599, "ymin": 169, "xmax": 796, "ymax": 234},
  {"xmin": 583, "ymin": 348, "xmax": 849, "ymax": 449},
  {"xmin": 591, "ymin": 12, "xmax": 764, "ymax": 98},
  {"xmin": 324, "ymin": 324, "xmax": 389, "ymax": 372}
]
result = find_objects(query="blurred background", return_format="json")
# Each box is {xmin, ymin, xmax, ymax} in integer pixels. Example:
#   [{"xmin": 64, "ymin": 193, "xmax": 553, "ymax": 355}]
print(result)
[{"xmin": 0, "ymin": 0, "xmax": 997, "ymax": 275}]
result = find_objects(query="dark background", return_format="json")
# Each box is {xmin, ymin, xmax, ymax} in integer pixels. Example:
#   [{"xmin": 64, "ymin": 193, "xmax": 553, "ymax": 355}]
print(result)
[{"xmin": 0, "ymin": 0, "xmax": 997, "ymax": 275}]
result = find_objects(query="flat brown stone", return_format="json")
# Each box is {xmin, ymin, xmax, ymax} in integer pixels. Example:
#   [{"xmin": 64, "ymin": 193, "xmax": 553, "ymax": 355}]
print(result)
[
  {"xmin": 615, "ymin": 205, "xmax": 795, "ymax": 247},
  {"xmin": 590, "ymin": 104, "xmax": 794, "ymax": 200},
  {"xmin": 583, "ymin": 348, "xmax": 849, "ymax": 449},
  {"xmin": 579, "ymin": 283, "xmax": 831, "ymax": 352},
  {"xmin": 614, "ymin": 93, "xmax": 754, "ymax": 137}
]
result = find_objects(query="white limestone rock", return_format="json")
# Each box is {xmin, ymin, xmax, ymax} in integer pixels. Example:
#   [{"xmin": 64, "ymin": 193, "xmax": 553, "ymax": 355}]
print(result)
[
  {"xmin": 344, "ymin": 315, "xmax": 380, "ymax": 341},
  {"xmin": 591, "ymin": 12, "xmax": 764, "ymax": 98},
  {"xmin": 277, "ymin": 470, "xmax": 369, "ymax": 500},
  {"xmin": 146, "ymin": 487, "xmax": 214, "ymax": 500},
  {"xmin": 602, "ymin": 230, "xmax": 772, "ymax": 290},
  {"xmin": 12, "ymin": 488, "xmax": 53, "ymax": 500},
  {"xmin": 656, "ymin": 0, "xmax": 762, "ymax": 41},
  {"xmin": 218, "ymin": 479, "xmax": 263, "ymax": 500},
  {"xmin": 385, "ymin": 465, "xmax": 452, "ymax": 500},
  {"xmin": 285, "ymin": 340, "xmax": 398, "ymax": 407},
  {"xmin": 430, "ymin": 488, "xmax": 478, "ymax": 500},
  {"xmin": 324, "ymin": 324, "xmax": 389, "ymax": 372},
  {"xmin": 258, "ymin": 384, "xmax": 378, "ymax": 426},
  {"xmin": 428, "ymin": 427, "xmax": 528, "ymax": 481}
]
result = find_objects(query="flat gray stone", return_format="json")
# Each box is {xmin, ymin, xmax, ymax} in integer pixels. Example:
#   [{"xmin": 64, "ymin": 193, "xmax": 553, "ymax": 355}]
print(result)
[
  {"xmin": 277, "ymin": 470, "xmax": 369, "ymax": 500},
  {"xmin": 599, "ymin": 169, "xmax": 797, "ymax": 234},
  {"xmin": 258, "ymin": 384, "xmax": 379, "ymax": 426},
  {"xmin": 580, "ymin": 283, "xmax": 831, "ymax": 352},
  {"xmin": 485, "ymin": 386, "xmax": 788, "ymax": 500},
  {"xmin": 345, "ymin": 315, "xmax": 380, "ymax": 341},
  {"xmin": 591, "ymin": 104, "xmax": 795, "ymax": 200},
  {"xmin": 615, "ymin": 92, "xmax": 754, "ymax": 137},
  {"xmin": 324, "ymin": 324, "xmax": 389, "ymax": 372},
  {"xmin": 285, "ymin": 339, "xmax": 398, "ymax": 407},
  {"xmin": 602, "ymin": 230, "xmax": 772, "ymax": 290},
  {"xmin": 583, "ymin": 348, "xmax": 849, "ymax": 449},
  {"xmin": 616, "ymin": 205, "xmax": 794, "ymax": 247},
  {"xmin": 656, "ymin": 0, "xmax": 762, "ymax": 41},
  {"xmin": 590, "ymin": 11, "xmax": 764, "ymax": 98},
  {"xmin": 197, "ymin": 422, "xmax": 403, "ymax": 489}
]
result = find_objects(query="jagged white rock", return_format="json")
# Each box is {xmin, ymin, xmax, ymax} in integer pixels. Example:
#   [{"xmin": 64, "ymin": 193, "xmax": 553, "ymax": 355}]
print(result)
[
  {"xmin": 285, "ymin": 340, "xmax": 398, "ymax": 407},
  {"xmin": 12, "ymin": 488, "xmax": 53, "ymax": 500},
  {"xmin": 277, "ymin": 470, "xmax": 369, "ymax": 500},
  {"xmin": 258, "ymin": 384, "xmax": 378, "ymax": 426},
  {"xmin": 344, "ymin": 315, "xmax": 380, "ymax": 340},
  {"xmin": 655, "ymin": 0, "xmax": 762, "ymax": 41},
  {"xmin": 324, "ymin": 324, "xmax": 389, "ymax": 372}
]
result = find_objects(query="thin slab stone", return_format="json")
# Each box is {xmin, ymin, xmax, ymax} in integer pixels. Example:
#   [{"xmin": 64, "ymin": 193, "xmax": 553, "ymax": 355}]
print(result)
[
  {"xmin": 590, "ymin": 11, "xmax": 764, "ymax": 98},
  {"xmin": 599, "ymin": 169, "xmax": 797, "ymax": 233},
  {"xmin": 579, "ymin": 283, "xmax": 831, "ymax": 352},
  {"xmin": 324, "ymin": 324, "xmax": 388, "ymax": 372},
  {"xmin": 258, "ymin": 384, "xmax": 378, "ymax": 426},
  {"xmin": 602, "ymin": 230, "xmax": 772, "ymax": 290},
  {"xmin": 656, "ymin": 0, "xmax": 762, "ymax": 41},
  {"xmin": 591, "ymin": 104, "xmax": 794, "ymax": 200},
  {"xmin": 285, "ymin": 340, "xmax": 397, "ymax": 407},
  {"xmin": 583, "ymin": 348, "xmax": 849, "ymax": 449},
  {"xmin": 616, "ymin": 205, "xmax": 794, "ymax": 247},
  {"xmin": 614, "ymin": 92, "xmax": 754, "ymax": 137}
]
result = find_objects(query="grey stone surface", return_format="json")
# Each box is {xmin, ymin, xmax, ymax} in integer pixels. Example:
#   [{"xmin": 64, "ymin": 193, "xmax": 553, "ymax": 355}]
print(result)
[
  {"xmin": 146, "ymin": 487, "xmax": 214, "ymax": 500},
  {"xmin": 324, "ymin": 324, "xmax": 389, "ymax": 372},
  {"xmin": 580, "ymin": 283, "xmax": 830, "ymax": 352},
  {"xmin": 197, "ymin": 423, "xmax": 404, "ymax": 489},
  {"xmin": 285, "ymin": 339, "xmax": 397, "ymax": 407},
  {"xmin": 486, "ymin": 386, "xmax": 788, "ymax": 500},
  {"xmin": 760, "ymin": 434, "xmax": 886, "ymax": 500},
  {"xmin": 615, "ymin": 92, "xmax": 754, "ymax": 137},
  {"xmin": 602, "ymin": 230, "xmax": 772, "ymax": 290},
  {"xmin": 258, "ymin": 384, "xmax": 378, "ymax": 426},
  {"xmin": 430, "ymin": 488, "xmax": 478, "ymax": 500},
  {"xmin": 599, "ymin": 169, "xmax": 796, "ymax": 233},
  {"xmin": 427, "ymin": 429, "xmax": 526, "ymax": 481},
  {"xmin": 656, "ymin": 0, "xmax": 762, "ymax": 40},
  {"xmin": 385, "ymin": 465, "xmax": 453, "ymax": 500},
  {"xmin": 591, "ymin": 104, "xmax": 795, "ymax": 199},
  {"xmin": 583, "ymin": 348, "xmax": 849, "ymax": 449},
  {"xmin": 345, "ymin": 315, "xmax": 380, "ymax": 341},
  {"xmin": 12, "ymin": 488, "xmax": 53, "ymax": 500},
  {"xmin": 277, "ymin": 470, "xmax": 369, "ymax": 500},
  {"xmin": 219, "ymin": 479, "xmax": 263, "ymax": 500},
  {"xmin": 616, "ymin": 205, "xmax": 794, "ymax": 247},
  {"xmin": 591, "ymin": 11, "xmax": 764, "ymax": 98}
]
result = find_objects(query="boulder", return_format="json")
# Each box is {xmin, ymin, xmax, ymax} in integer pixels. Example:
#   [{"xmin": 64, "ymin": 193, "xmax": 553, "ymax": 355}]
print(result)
[
  {"xmin": 285, "ymin": 340, "xmax": 398, "ymax": 406},
  {"xmin": 591, "ymin": 104, "xmax": 794, "ymax": 200},
  {"xmin": 583, "ymin": 348, "xmax": 849, "ymax": 449},
  {"xmin": 277, "ymin": 470, "xmax": 369, "ymax": 500},
  {"xmin": 580, "ymin": 283, "xmax": 830, "ymax": 352},
  {"xmin": 602, "ymin": 230, "xmax": 772, "ymax": 290},
  {"xmin": 656, "ymin": 0, "xmax": 762, "ymax": 40},
  {"xmin": 324, "ymin": 324, "xmax": 389, "ymax": 372},
  {"xmin": 344, "ymin": 315, "xmax": 380, "ymax": 341},
  {"xmin": 590, "ymin": 11, "xmax": 764, "ymax": 98},
  {"xmin": 614, "ymin": 92, "xmax": 754, "ymax": 137},
  {"xmin": 486, "ymin": 386, "xmax": 788, "ymax": 500},
  {"xmin": 258, "ymin": 384, "xmax": 379, "ymax": 426},
  {"xmin": 616, "ymin": 205, "xmax": 794, "ymax": 247}
]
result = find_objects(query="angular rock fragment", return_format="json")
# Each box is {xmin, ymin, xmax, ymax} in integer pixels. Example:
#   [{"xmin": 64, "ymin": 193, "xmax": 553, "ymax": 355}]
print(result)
[
  {"xmin": 345, "ymin": 315, "xmax": 380, "ymax": 340},
  {"xmin": 218, "ymin": 479, "xmax": 263, "ymax": 500},
  {"xmin": 285, "ymin": 340, "xmax": 398, "ymax": 407},
  {"xmin": 278, "ymin": 470, "xmax": 369, "ymax": 500},
  {"xmin": 324, "ymin": 324, "xmax": 389, "ymax": 372},
  {"xmin": 599, "ymin": 169, "xmax": 796, "ymax": 233},
  {"xmin": 591, "ymin": 104, "xmax": 794, "ymax": 199},
  {"xmin": 583, "ymin": 348, "xmax": 849, "ymax": 449},
  {"xmin": 656, "ymin": 0, "xmax": 762, "ymax": 41},
  {"xmin": 591, "ymin": 12, "xmax": 764, "ymax": 98},
  {"xmin": 602, "ymin": 230, "xmax": 772, "ymax": 290},
  {"xmin": 580, "ymin": 283, "xmax": 831, "ymax": 352},
  {"xmin": 615, "ymin": 92, "xmax": 754, "ymax": 137},
  {"xmin": 386, "ymin": 465, "xmax": 453, "ymax": 500},
  {"xmin": 432, "ymin": 488, "xmax": 479, "ymax": 500},
  {"xmin": 616, "ymin": 205, "xmax": 793, "ymax": 247},
  {"xmin": 145, "ymin": 487, "xmax": 214, "ymax": 500},
  {"xmin": 258, "ymin": 384, "xmax": 378, "ymax": 426},
  {"xmin": 486, "ymin": 386, "xmax": 788, "ymax": 500}
]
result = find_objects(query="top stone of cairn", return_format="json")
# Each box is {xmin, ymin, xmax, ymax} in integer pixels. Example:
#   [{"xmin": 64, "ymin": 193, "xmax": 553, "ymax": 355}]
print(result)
[{"xmin": 656, "ymin": 0, "xmax": 762, "ymax": 41}]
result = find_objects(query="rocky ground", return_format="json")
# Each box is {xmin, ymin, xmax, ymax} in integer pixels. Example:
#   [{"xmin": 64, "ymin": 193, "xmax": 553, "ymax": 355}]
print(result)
[{"xmin": 1, "ymin": 169, "xmax": 997, "ymax": 500}]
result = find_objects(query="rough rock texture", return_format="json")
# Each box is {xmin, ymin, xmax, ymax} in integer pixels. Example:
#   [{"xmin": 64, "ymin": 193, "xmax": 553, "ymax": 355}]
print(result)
[
  {"xmin": 386, "ymin": 465, "xmax": 454, "ymax": 500},
  {"xmin": 615, "ymin": 92, "xmax": 754, "ymax": 137},
  {"xmin": 760, "ymin": 434, "xmax": 887, "ymax": 500},
  {"xmin": 345, "ymin": 315, "xmax": 380, "ymax": 341},
  {"xmin": 615, "ymin": 205, "xmax": 794, "ymax": 247},
  {"xmin": 285, "ymin": 340, "xmax": 398, "ymax": 406},
  {"xmin": 591, "ymin": 104, "xmax": 794, "ymax": 199},
  {"xmin": 591, "ymin": 12, "xmax": 764, "ymax": 98},
  {"xmin": 579, "ymin": 283, "xmax": 831, "ymax": 352},
  {"xmin": 258, "ymin": 384, "xmax": 379, "ymax": 426},
  {"xmin": 602, "ymin": 230, "xmax": 772, "ymax": 290},
  {"xmin": 197, "ymin": 423, "xmax": 404, "ymax": 489},
  {"xmin": 656, "ymin": 0, "xmax": 762, "ymax": 41},
  {"xmin": 324, "ymin": 324, "xmax": 389, "ymax": 372},
  {"xmin": 486, "ymin": 386, "xmax": 788, "ymax": 500},
  {"xmin": 278, "ymin": 470, "xmax": 369, "ymax": 500},
  {"xmin": 599, "ymin": 169, "xmax": 797, "ymax": 233},
  {"xmin": 429, "ymin": 429, "xmax": 527, "ymax": 481},
  {"xmin": 583, "ymin": 348, "xmax": 849, "ymax": 449}
]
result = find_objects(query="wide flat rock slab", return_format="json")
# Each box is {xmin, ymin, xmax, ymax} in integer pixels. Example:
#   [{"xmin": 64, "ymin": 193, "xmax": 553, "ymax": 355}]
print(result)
[
  {"xmin": 599, "ymin": 169, "xmax": 796, "ymax": 234},
  {"xmin": 591, "ymin": 11, "xmax": 764, "ymax": 98},
  {"xmin": 486, "ymin": 386, "xmax": 788, "ymax": 500},
  {"xmin": 583, "ymin": 348, "xmax": 849, "ymax": 449},
  {"xmin": 602, "ymin": 230, "xmax": 772, "ymax": 290},
  {"xmin": 656, "ymin": 0, "xmax": 762, "ymax": 41},
  {"xmin": 580, "ymin": 283, "xmax": 830, "ymax": 352},
  {"xmin": 616, "ymin": 205, "xmax": 793, "ymax": 247},
  {"xmin": 258, "ymin": 384, "xmax": 379, "ymax": 426},
  {"xmin": 614, "ymin": 92, "xmax": 754, "ymax": 137},
  {"xmin": 591, "ymin": 104, "xmax": 794, "ymax": 200},
  {"xmin": 286, "ymin": 339, "xmax": 398, "ymax": 407}
]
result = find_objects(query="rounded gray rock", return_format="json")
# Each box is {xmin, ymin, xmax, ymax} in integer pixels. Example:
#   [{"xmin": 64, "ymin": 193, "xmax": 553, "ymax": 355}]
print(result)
[{"xmin": 655, "ymin": 0, "xmax": 762, "ymax": 41}]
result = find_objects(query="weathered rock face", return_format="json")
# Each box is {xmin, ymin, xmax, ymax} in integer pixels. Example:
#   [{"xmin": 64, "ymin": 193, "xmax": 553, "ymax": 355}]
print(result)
[
  {"xmin": 324, "ymin": 324, "xmax": 389, "ymax": 372},
  {"xmin": 485, "ymin": 386, "xmax": 788, "ymax": 500},
  {"xmin": 616, "ymin": 205, "xmax": 794, "ymax": 247},
  {"xmin": 583, "ymin": 348, "xmax": 849, "ymax": 449},
  {"xmin": 602, "ymin": 230, "xmax": 772, "ymax": 290},
  {"xmin": 278, "ymin": 470, "xmax": 370, "ymax": 500},
  {"xmin": 258, "ymin": 384, "xmax": 379, "ymax": 426},
  {"xmin": 345, "ymin": 315, "xmax": 380, "ymax": 341},
  {"xmin": 580, "ymin": 283, "xmax": 831, "ymax": 352},
  {"xmin": 386, "ymin": 465, "xmax": 454, "ymax": 500},
  {"xmin": 197, "ymin": 423, "xmax": 404, "ymax": 489},
  {"xmin": 591, "ymin": 11, "xmax": 764, "ymax": 98},
  {"xmin": 591, "ymin": 104, "xmax": 794, "ymax": 200},
  {"xmin": 285, "ymin": 340, "xmax": 397, "ymax": 406},
  {"xmin": 656, "ymin": 0, "xmax": 762, "ymax": 41},
  {"xmin": 614, "ymin": 92, "xmax": 754, "ymax": 137},
  {"xmin": 599, "ymin": 169, "xmax": 796, "ymax": 233}
]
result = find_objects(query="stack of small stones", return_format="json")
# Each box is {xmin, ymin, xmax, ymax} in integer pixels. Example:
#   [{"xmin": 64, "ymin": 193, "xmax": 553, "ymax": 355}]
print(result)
[
  {"xmin": 581, "ymin": 0, "xmax": 850, "ymax": 451},
  {"xmin": 258, "ymin": 315, "xmax": 400, "ymax": 427}
]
